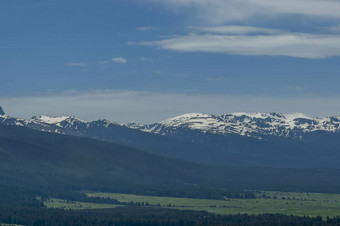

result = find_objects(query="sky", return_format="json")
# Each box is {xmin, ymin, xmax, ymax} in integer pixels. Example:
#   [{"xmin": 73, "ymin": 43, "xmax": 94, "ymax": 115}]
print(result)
[{"xmin": 1, "ymin": 0, "xmax": 340, "ymax": 123}]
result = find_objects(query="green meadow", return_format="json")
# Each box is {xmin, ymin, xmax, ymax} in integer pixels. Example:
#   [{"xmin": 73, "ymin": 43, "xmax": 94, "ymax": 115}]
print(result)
[
  {"xmin": 39, "ymin": 198, "xmax": 121, "ymax": 210},
  {"xmin": 40, "ymin": 191, "xmax": 340, "ymax": 218},
  {"xmin": 86, "ymin": 191, "xmax": 340, "ymax": 218}
]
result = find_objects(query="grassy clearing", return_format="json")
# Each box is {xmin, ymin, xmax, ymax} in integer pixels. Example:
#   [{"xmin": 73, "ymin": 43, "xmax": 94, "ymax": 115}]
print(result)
[
  {"xmin": 87, "ymin": 191, "xmax": 340, "ymax": 218},
  {"xmin": 39, "ymin": 198, "xmax": 121, "ymax": 210}
]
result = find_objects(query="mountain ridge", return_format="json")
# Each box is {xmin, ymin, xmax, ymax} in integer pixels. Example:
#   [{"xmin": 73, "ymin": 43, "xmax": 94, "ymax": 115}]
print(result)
[
  {"xmin": 1, "ymin": 107, "xmax": 340, "ymax": 139},
  {"xmin": 129, "ymin": 112, "xmax": 340, "ymax": 139},
  {"xmin": 2, "ymin": 107, "xmax": 340, "ymax": 169}
]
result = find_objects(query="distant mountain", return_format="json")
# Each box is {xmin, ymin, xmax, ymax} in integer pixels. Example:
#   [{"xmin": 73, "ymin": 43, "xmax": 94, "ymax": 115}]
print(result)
[
  {"xmin": 127, "ymin": 112, "xmax": 340, "ymax": 139},
  {"xmin": 1, "ymin": 107, "xmax": 340, "ymax": 168},
  {"xmin": 2, "ymin": 108, "xmax": 339, "ymax": 139}
]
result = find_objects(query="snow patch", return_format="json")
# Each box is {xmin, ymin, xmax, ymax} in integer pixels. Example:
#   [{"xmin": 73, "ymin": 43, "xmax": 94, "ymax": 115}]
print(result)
[{"xmin": 34, "ymin": 115, "xmax": 70, "ymax": 124}]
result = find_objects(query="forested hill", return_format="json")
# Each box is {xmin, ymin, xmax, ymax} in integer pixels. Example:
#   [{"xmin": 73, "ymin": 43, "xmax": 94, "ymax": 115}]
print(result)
[{"xmin": 2, "ymin": 123, "xmax": 340, "ymax": 205}]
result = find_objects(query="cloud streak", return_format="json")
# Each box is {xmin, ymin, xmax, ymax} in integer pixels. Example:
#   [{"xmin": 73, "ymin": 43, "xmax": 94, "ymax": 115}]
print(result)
[
  {"xmin": 65, "ymin": 62, "xmax": 87, "ymax": 67},
  {"xmin": 1, "ymin": 90, "xmax": 340, "ymax": 124},
  {"xmin": 134, "ymin": 27, "xmax": 340, "ymax": 59},
  {"xmin": 136, "ymin": 26, "xmax": 155, "ymax": 31},
  {"xmin": 112, "ymin": 57, "xmax": 127, "ymax": 63},
  {"xmin": 190, "ymin": 26, "xmax": 282, "ymax": 35},
  {"xmin": 146, "ymin": 0, "xmax": 340, "ymax": 23}
]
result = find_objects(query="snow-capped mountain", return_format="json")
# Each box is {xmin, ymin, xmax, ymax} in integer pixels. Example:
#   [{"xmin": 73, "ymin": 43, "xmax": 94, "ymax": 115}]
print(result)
[
  {"xmin": 127, "ymin": 112, "xmax": 340, "ymax": 139},
  {"xmin": 2, "ymin": 106, "xmax": 340, "ymax": 168},
  {"xmin": 1, "ymin": 106, "xmax": 340, "ymax": 139},
  {"xmin": 0, "ymin": 112, "xmax": 119, "ymax": 136}
]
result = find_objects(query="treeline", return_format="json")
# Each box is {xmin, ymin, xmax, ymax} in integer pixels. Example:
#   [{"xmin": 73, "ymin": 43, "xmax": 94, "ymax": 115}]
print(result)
[
  {"xmin": 1, "ymin": 206, "xmax": 340, "ymax": 226},
  {"xmin": 2, "ymin": 188, "xmax": 339, "ymax": 226}
]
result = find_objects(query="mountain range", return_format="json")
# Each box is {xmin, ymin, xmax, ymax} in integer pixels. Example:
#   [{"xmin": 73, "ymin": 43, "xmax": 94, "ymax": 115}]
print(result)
[
  {"xmin": 127, "ymin": 112, "xmax": 340, "ymax": 139},
  {"xmin": 2, "ymin": 106, "xmax": 339, "ymax": 139},
  {"xmin": 1, "ymin": 106, "xmax": 340, "ymax": 168}
]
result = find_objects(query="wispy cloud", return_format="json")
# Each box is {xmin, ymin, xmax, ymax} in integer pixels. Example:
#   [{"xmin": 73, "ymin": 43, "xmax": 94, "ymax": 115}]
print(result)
[
  {"xmin": 1, "ymin": 90, "xmax": 340, "ymax": 123},
  {"xmin": 136, "ymin": 26, "xmax": 155, "ymax": 31},
  {"xmin": 146, "ymin": 0, "xmax": 340, "ymax": 23},
  {"xmin": 190, "ymin": 26, "xmax": 282, "ymax": 35},
  {"xmin": 112, "ymin": 57, "xmax": 127, "ymax": 63},
  {"xmin": 134, "ymin": 27, "xmax": 340, "ymax": 59},
  {"xmin": 65, "ymin": 62, "xmax": 87, "ymax": 67}
]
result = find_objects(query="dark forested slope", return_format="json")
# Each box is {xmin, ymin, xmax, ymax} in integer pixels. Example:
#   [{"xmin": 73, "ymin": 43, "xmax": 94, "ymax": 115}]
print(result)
[{"xmin": 1, "ymin": 124, "xmax": 340, "ymax": 206}]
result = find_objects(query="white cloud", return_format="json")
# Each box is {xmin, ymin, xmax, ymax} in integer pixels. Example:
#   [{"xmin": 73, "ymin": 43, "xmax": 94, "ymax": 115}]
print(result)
[
  {"xmin": 1, "ymin": 90, "xmax": 340, "ymax": 124},
  {"xmin": 136, "ymin": 26, "xmax": 155, "ymax": 31},
  {"xmin": 146, "ymin": 0, "xmax": 340, "ymax": 23},
  {"xmin": 190, "ymin": 26, "xmax": 282, "ymax": 35},
  {"xmin": 112, "ymin": 57, "xmax": 127, "ymax": 63},
  {"xmin": 134, "ymin": 29, "xmax": 340, "ymax": 59},
  {"xmin": 65, "ymin": 62, "xmax": 87, "ymax": 67}
]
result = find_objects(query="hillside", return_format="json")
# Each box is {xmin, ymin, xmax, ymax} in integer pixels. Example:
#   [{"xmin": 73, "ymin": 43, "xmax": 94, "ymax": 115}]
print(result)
[{"xmin": 2, "ymin": 124, "xmax": 340, "ymax": 207}]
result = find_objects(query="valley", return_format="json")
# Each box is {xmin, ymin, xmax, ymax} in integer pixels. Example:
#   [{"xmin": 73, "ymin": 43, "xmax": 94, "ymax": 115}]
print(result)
[
  {"xmin": 41, "ymin": 191, "xmax": 340, "ymax": 218},
  {"xmin": 1, "ymin": 110, "xmax": 340, "ymax": 225}
]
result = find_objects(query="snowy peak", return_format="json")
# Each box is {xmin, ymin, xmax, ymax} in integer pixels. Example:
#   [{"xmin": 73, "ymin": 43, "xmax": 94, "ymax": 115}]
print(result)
[
  {"xmin": 221, "ymin": 112, "xmax": 310, "ymax": 120},
  {"xmin": 160, "ymin": 113, "xmax": 215, "ymax": 127},
  {"xmin": 0, "ymin": 108, "xmax": 122, "ymax": 134},
  {"xmin": 32, "ymin": 115, "xmax": 71, "ymax": 124},
  {"xmin": 282, "ymin": 112, "xmax": 312, "ymax": 120},
  {"xmin": 30, "ymin": 115, "xmax": 88, "ymax": 127},
  {"xmin": 128, "ymin": 112, "xmax": 340, "ymax": 139},
  {"xmin": 1, "ymin": 107, "xmax": 340, "ymax": 140}
]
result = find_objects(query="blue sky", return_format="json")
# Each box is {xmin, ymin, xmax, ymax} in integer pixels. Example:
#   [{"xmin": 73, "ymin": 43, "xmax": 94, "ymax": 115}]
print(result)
[{"xmin": 1, "ymin": 0, "xmax": 340, "ymax": 123}]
